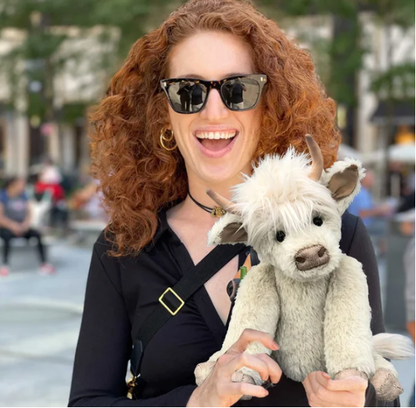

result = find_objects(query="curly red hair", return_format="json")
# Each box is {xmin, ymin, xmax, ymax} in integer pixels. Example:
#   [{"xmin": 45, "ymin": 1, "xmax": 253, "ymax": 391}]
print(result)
[{"xmin": 91, "ymin": 0, "xmax": 341, "ymax": 256}]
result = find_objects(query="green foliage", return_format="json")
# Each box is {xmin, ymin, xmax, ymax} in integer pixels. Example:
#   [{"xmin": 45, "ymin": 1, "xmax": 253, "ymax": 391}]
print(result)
[
  {"xmin": 370, "ymin": 62, "xmax": 415, "ymax": 99},
  {"xmin": 362, "ymin": 0, "xmax": 415, "ymax": 28},
  {"xmin": 59, "ymin": 102, "xmax": 92, "ymax": 124}
]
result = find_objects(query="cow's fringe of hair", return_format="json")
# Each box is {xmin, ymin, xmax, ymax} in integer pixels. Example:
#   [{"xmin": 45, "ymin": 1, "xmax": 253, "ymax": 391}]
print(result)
[{"xmin": 231, "ymin": 148, "xmax": 340, "ymax": 245}]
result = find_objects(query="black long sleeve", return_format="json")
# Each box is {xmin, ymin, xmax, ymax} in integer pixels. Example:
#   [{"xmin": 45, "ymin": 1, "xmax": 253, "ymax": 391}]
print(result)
[
  {"xmin": 347, "ymin": 216, "xmax": 385, "ymax": 335},
  {"xmin": 69, "ymin": 211, "xmax": 389, "ymax": 407},
  {"xmin": 68, "ymin": 241, "xmax": 197, "ymax": 407}
]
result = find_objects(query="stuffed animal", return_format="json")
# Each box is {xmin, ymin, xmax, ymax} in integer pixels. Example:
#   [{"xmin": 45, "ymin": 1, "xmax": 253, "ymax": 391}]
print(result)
[{"xmin": 194, "ymin": 135, "xmax": 413, "ymax": 401}]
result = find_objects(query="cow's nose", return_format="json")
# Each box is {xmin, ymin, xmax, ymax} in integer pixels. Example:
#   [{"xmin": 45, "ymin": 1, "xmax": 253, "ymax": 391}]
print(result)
[{"xmin": 295, "ymin": 245, "xmax": 330, "ymax": 271}]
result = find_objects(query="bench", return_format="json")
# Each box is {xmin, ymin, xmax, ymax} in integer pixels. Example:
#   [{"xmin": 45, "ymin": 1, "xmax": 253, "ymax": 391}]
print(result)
[{"xmin": 69, "ymin": 219, "xmax": 107, "ymax": 246}]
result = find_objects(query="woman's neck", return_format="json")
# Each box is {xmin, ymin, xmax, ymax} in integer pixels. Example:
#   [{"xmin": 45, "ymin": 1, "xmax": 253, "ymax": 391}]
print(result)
[
  {"xmin": 172, "ymin": 174, "xmax": 242, "ymax": 227},
  {"xmin": 167, "ymin": 159, "xmax": 253, "ymax": 228}
]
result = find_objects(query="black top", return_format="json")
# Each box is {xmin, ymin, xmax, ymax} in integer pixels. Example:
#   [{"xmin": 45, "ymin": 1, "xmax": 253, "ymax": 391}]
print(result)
[{"xmin": 69, "ymin": 209, "xmax": 385, "ymax": 407}]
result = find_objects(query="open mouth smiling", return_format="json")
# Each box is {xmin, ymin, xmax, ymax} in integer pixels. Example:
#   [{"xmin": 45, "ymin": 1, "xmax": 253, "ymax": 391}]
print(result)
[{"xmin": 194, "ymin": 129, "xmax": 239, "ymax": 158}]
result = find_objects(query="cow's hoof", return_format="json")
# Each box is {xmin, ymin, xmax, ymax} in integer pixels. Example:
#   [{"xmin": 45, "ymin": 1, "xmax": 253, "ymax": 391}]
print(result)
[
  {"xmin": 194, "ymin": 361, "xmax": 216, "ymax": 386},
  {"xmin": 371, "ymin": 368, "xmax": 403, "ymax": 401}
]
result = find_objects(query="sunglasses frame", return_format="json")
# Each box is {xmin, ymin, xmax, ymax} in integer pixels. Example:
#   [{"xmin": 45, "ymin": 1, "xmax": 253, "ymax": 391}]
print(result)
[{"xmin": 160, "ymin": 74, "xmax": 268, "ymax": 114}]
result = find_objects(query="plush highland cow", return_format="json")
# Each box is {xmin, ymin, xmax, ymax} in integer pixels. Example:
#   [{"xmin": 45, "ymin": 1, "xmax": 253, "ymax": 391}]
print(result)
[{"xmin": 195, "ymin": 135, "xmax": 413, "ymax": 401}]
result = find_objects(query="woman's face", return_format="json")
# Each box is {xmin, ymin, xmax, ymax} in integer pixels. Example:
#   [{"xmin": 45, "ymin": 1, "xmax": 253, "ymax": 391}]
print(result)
[{"xmin": 167, "ymin": 31, "xmax": 262, "ymax": 185}]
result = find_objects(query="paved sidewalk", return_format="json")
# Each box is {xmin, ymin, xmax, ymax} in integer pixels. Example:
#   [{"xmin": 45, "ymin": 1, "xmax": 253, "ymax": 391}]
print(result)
[
  {"xmin": 0, "ymin": 242, "xmax": 91, "ymax": 407},
  {"xmin": 0, "ymin": 243, "xmax": 414, "ymax": 406}
]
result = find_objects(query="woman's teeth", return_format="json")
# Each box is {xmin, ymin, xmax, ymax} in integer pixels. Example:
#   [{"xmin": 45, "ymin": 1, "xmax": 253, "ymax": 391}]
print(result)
[
  {"xmin": 196, "ymin": 131, "xmax": 237, "ymax": 140},
  {"xmin": 195, "ymin": 130, "xmax": 238, "ymax": 156}
]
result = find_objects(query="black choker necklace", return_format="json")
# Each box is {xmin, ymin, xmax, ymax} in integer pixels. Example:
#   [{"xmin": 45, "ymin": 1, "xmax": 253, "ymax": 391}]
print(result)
[{"xmin": 188, "ymin": 192, "xmax": 226, "ymax": 218}]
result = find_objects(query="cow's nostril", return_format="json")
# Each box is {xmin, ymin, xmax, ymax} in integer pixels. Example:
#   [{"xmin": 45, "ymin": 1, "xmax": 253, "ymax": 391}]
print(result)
[
  {"xmin": 318, "ymin": 247, "xmax": 326, "ymax": 257},
  {"xmin": 295, "ymin": 256, "xmax": 306, "ymax": 264}
]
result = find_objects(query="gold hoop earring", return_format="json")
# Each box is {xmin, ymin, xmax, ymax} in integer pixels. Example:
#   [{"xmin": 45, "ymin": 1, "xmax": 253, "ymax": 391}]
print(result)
[{"xmin": 160, "ymin": 127, "xmax": 177, "ymax": 151}]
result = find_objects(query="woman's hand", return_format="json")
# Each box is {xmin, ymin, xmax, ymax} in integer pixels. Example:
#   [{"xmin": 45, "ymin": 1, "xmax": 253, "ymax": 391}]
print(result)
[
  {"xmin": 187, "ymin": 329, "xmax": 282, "ymax": 407},
  {"xmin": 303, "ymin": 371, "xmax": 367, "ymax": 407}
]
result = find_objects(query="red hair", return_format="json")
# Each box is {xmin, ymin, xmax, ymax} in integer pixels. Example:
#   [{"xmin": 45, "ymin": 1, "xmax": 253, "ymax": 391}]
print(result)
[{"xmin": 90, "ymin": 0, "xmax": 341, "ymax": 256}]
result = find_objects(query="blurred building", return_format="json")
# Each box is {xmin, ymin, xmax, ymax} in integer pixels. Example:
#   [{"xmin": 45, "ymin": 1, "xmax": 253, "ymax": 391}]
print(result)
[
  {"xmin": 283, "ymin": 13, "xmax": 414, "ymax": 155},
  {"xmin": 270, "ymin": 10, "xmax": 415, "ymax": 199},
  {"xmin": 0, "ymin": 25, "xmax": 119, "ymax": 178},
  {"xmin": 359, "ymin": 15, "xmax": 414, "ymax": 153}
]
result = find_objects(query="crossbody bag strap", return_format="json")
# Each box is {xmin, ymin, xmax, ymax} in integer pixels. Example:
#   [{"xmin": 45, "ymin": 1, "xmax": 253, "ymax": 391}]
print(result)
[{"xmin": 130, "ymin": 242, "xmax": 247, "ymax": 377}]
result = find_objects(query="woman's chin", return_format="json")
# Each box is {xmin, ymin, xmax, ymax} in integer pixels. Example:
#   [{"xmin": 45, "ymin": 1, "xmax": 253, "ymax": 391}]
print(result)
[
  {"xmin": 186, "ymin": 135, "xmax": 252, "ymax": 184},
  {"xmin": 194, "ymin": 163, "xmax": 245, "ymax": 185}
]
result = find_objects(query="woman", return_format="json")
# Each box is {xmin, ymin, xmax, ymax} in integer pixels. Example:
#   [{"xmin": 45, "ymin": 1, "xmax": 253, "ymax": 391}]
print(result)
[
  {"xmin": 0, "ymin": 177, "xmax": 55, "ymax": 276},
  {"xmin": 69, "ymin": 0, "xmax": 386, "ymax": 406}
]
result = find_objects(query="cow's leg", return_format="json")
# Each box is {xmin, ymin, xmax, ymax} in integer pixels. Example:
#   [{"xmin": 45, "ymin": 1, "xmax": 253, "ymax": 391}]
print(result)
[
  {"xmin": 324, "ymin": 255, "xmax": 375, "ymax": 379},
  {"xmin": 195, "ymin": 263, "xmax": 280, "ymax": 389}
]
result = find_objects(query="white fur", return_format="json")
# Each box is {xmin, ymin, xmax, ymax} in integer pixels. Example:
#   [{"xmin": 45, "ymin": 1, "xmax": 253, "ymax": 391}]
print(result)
[
  {"xmin": 323, "ymin": 255, "xmax": 375, "ymax": 378},
  {"xmin": 232, "ymin": 149, "xmax": 340, "ymax": 248},
  {"xmin": 373, "ymin": 333, "xmax": 415, "ymax": 360},
  {"xmin": 273, "ymin": 271, "xmax": 330, "ymax": 380},
  {"xmin": 204, "ymin": 262, "xmax": 280, "ymax": 386},
  {"xmin": 195, "ymin": 146, "xmax": 410, "ymax": 401}
]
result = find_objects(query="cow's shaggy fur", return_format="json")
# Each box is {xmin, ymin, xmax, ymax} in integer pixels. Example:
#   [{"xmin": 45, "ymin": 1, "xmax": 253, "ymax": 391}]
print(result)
[{"xmin": 196, "ymin": 146, "xmax": 413, "ymax": 402}]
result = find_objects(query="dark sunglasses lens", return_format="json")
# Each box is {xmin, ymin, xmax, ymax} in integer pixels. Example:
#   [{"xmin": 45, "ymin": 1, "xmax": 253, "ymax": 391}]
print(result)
[
  {"xmin": 221, "ymin": 77, "xmax": 261, "ymax": 110},
  {"xmin": 166, "ymin": 80, "xmax": 207, "ymax": 113}
]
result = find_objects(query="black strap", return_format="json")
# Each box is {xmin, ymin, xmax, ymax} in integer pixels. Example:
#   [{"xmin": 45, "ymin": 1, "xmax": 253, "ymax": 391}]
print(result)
[
  {"xmin": 131, "ymin": 243, "xmax": 246, "ymax": 377},
  {"xmin": 249, "ymin": 248, "xmax": 260, "ymax": 267},
  {"xmin": 188, "ymin": 192, "xmax": 214, "ymax": 214}
]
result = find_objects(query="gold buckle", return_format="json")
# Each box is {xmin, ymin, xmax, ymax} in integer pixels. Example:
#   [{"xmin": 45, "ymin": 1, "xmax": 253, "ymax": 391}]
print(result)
[
  {"xmin": 127, "ymin": 376, "xmax": 137, "ymax": 399},
  {"xmin": 158, "ymin": 287, "xmax": 184, "ymax": 315}
]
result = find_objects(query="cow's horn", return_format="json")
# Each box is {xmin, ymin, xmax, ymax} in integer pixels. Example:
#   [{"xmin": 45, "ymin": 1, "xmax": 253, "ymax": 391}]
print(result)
[
  {"xmin": 305, "ymin": 134, "xmax": 324, "ymax": 181},
  {"xmin": 206, "ymin": 189, "xmax": 241, "ymax": 215}
]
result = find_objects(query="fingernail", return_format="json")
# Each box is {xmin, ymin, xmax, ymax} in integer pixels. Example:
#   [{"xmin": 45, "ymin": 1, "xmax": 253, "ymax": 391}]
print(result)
[
  {"xmin": 272, "ymin": 342, "xmax": 279, "ymax": 350},
  {"xmin": 262, "ymin": 389, "xmax": 269, "ymax": 396}
]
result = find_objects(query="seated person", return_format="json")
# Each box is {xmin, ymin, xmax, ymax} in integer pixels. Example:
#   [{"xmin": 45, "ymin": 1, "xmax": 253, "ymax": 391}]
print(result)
[{"xmin": 0, "ymin": 177, "xmax": 55, "ymax": 276}]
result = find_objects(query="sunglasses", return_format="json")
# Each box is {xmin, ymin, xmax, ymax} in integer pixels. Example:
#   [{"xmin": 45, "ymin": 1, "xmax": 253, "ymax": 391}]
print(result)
[{"xmin": 160, "ymin": 74, "xmax": 267, "ymax": 114}]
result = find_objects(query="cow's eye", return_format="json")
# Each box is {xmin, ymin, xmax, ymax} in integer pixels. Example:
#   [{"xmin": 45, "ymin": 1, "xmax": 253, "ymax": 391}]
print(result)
[
  {"xmin": 276, "ymin": 231, "xmax": 286, "ymax": 242},
  {"xmin": 313, "ymin": 216, "xmax": 323, "ymax": 226}
]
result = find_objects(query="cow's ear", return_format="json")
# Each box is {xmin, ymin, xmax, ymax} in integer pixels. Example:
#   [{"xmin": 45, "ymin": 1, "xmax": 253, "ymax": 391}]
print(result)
[
  {"xmin": 328, "ymin": 164, "xmax": 359, "ymax": 200},
  {"xmin": 208, "ymin": 212, "xmax": 248, "ymax": 245},
  {"xmin": 320, "ymin": 158, "xmax": 365, "ymax": 214}
]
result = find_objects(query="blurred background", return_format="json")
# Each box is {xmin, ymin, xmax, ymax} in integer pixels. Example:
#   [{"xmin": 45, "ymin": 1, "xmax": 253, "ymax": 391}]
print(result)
[{"xmin": 0, "ymin": 0, "xmax": 414, "ymax": 406}]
